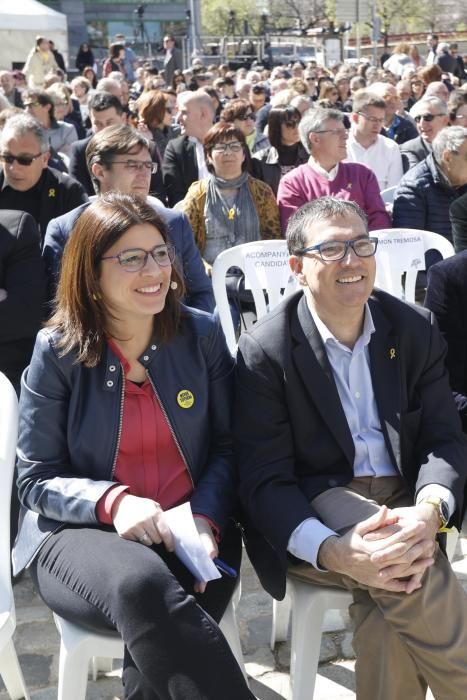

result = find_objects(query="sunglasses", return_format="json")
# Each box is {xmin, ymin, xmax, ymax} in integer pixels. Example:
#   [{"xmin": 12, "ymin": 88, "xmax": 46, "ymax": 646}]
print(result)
[
  {"xmin": 239, "ymin": 113, "xmax": 255, "ymax": 121},
  {"xmin": 23, "ymin": 101, "xmax": 40, "ymax": 108},
  {"xmin": 414, "ymin": 113, "xmax": 443, "ymax": 123},
  {"xmin": 284, "ymin": 120, "xmax": 299, "ymax": 128},
  {"xmin": 0, "ymin": 152, "xmax": 43, "ymax": 166}
]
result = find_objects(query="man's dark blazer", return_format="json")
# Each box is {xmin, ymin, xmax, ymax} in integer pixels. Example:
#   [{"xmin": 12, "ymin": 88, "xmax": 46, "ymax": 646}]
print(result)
[
  {"xmin": 450, "ymin": 191, "xmax": 467, "ymax": 253},
  {"xmin": 163, "ymin": 135, "xmax": 199, "ymax": 207},
  {"xmin": 425, "ymin": 252, "xmax": 467, "ymax": 432},
  {"xmin": 42, "ymin": 197, "xmax": 214, "ymax": 313},
  {"xmin": 68, "ymin": 135, "xmax": 94, "ymax": 196},
  {"xmin": 0, "ymin": 210, "xmax": 45, "ymax": 389},
  {"xmin": 399, "ymin": 135, "xmax": 430, "ymax": 173},
  {"xmin": 0, "ymin": 168, "xmax": 87, "ymax": 245},
  {"xmin": 234, "ymin": 290, "xmax": 467, "ymax": 600},
  {"xmin": 163, "ymin": 47, "xmax": 183, "ymax": 86}
]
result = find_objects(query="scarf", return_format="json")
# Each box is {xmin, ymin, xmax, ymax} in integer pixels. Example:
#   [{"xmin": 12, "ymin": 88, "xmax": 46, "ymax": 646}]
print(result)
[{"xmin": 204, "ymin": 171, "xmax": 260, "ymax": 253}]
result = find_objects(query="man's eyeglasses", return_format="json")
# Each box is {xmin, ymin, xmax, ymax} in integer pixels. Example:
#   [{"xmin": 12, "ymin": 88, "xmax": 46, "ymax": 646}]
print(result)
[
  {"xmin": 414, "ymin": 113, "xmax": 443, "ymax": 123},
  {"xmin": 111, "ymin": 160, "xmax": 158, "ymax": 173},
  {"xmin": 313, "ymin": 128, "xmax": 348, "ymax": 137},
  {"xmin": 101, "ymin": 243, "xmax": 176, "ymax": 272},
  {"xmin": 0, "ymin": 152, "xmax": 43, "ymax": 166},
  {"xmin": 239, "ymin": 113, "xmax": 255, "ymax": 121},
  {"xmin": 357, "ymin": 112, "xmax": 385, "ymax": 125},
  {"xmin": 211, "ymin": 141, "xmax": 243, "ymax": 153},
  {"xmin": 22, "ymin": 101, "xmax": 40, "ymax": 108},
  {"xmin": 295, "ymin": 237, "xmax": 378, "ymax": 262}
]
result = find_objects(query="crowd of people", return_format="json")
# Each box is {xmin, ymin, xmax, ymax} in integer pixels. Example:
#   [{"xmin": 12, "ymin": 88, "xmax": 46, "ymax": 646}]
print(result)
[{"xmin": 2, "ymin": 30, "xmax": 467, "ymax": 700}]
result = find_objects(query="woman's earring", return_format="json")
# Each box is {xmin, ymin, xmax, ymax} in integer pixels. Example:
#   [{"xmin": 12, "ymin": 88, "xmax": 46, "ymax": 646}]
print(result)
[{"xmin": 170, "ymin": 280, "xmax": 178, "ymax": 290}]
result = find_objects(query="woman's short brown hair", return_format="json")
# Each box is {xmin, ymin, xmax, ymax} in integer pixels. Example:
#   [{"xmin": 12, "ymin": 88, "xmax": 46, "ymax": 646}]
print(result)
[
  {"xmin": 137, "ymin": 89, "xmax": 168, "ymax": 127},
  {"xmin": 203, "ymin": 121, "xmax": 250, "ymax": 174},
  {"xmin": 220, "ymin": 98, "xmax": 250, "ymax": 122},
  {"xmin": 50, "ymin": 193, "xmax": 185, "ymax": 367}
]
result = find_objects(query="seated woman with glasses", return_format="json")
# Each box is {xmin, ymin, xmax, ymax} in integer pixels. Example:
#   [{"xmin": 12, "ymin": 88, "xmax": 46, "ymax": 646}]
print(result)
[
  {"xmin": 181, "ymin": 121, "xmax": 281, "ymax": 276},
  {"xmin": 13, "ymin": 193, "xmax": 254, "ymax": 700},
  {"xmin": 252, "ymin": 105, "xmax": 309, "ymax": 196},
  {"xmin": 220, "ymin": 98, "xmax": 270, "ymax": 154},
  {"xmin": 136, "ymin": 89, "xmax": 180, "ymax": 162}
]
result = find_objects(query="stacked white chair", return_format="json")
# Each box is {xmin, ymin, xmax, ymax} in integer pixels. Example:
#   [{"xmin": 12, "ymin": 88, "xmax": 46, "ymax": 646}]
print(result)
[{"xmin": 0, "ymin": 372, "xmax": 30, "ymax": 700}]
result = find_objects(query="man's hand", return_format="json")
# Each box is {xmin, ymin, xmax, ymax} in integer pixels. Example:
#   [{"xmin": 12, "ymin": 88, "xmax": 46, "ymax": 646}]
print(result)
[
  {"xmin": 318, "ymin": 506, "xmax": 435, "ymax": 593},
  {"xmin": 193, "ymin": 517, "xmax": 218, "ymax": 594},
  {"xmin": 112, "ymin": 494, "xmax": 175, "ymax": 552}
]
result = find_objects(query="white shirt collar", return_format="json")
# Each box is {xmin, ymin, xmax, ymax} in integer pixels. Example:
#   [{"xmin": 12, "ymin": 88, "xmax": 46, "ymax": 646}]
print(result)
[
  {"xmin": 307, "ymin": 155, "xmax": 339, "ymax": 181},
  {"xmin": 308, "ymin": 301, "xmax": 375, "ymax": 349}
]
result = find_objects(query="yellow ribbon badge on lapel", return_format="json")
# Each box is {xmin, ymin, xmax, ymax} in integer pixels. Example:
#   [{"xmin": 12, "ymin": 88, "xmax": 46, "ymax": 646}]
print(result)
[
  {"xmin": 177, "ymin": 389, "xmax": 194, "ymax": 409},
  {"xmin": 389, "ymin": 348, "xmax": 396, "ymax": 360},
  {"xmin": 48, "ymin": 188, "xmax": 56, "ymax": 197}
]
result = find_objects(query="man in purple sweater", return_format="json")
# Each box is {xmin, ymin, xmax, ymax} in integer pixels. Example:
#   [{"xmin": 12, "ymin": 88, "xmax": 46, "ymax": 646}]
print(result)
[{"xmin": 277, "ymin": 107, "xmax": 391, "ymax": 233}]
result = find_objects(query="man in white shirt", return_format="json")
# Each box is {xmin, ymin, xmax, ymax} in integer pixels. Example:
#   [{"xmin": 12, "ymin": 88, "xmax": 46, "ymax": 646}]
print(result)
[
  {"xmin": 346, "ymin": 89, "xmax": 403, "ymax": 191},
  {"xmin": 235, "ymin": 196, "xmax": 467, "ymax": 700}
]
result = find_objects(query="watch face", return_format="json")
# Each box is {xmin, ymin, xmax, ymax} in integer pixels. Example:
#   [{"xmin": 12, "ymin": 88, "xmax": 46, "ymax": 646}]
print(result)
[{"xmin": 440, "ymin": 500, "xmax": 450, "ymax": 524}]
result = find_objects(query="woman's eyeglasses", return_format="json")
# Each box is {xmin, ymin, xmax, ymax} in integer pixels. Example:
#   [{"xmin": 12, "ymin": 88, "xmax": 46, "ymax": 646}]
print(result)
[
  {"xmin": 101, "ymin": 244, "xmax": 176, "ymax": 272},
  {"xmin": 211, "ymin": 141, "xmax": 243, "ymax": 153},
  {"xmin": 284, "ymin": 120, "xmax": 300, "ymax": 128},
  {"xmin": 239, "ymin": 113, "xmax": 255, "ymax": 121}
]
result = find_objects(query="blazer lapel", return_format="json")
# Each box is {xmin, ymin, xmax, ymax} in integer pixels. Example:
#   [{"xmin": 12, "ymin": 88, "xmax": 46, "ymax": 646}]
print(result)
[
  {"xmin": 293, "ymin": 296, "xmax": 355, "ymax": 466},
  {"xmin": 368, "ymin": 298, "xmax": 401, "ymax": 471}
]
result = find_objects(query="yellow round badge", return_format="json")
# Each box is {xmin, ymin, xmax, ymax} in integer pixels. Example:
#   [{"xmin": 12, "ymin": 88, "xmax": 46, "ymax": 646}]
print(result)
[{"xmin": 177, "ymin": 389, "xmax": 194, "ymax": 409}]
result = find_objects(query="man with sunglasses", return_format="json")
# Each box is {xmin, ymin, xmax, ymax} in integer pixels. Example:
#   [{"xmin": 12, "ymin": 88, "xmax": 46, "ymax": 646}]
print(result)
[
  {"xmin": 0, "ymin": 114, "xmax": 87, "ymax": 244},
  {"xmin": 235, "ymin": 196, "xmax": 467, "ymax": 700},
  {"xmin": 400, "ymin": 97, "xmax": 449, "ymax": 172},
  {"xmin": 43, "ymin": 125, "xmax": 214, "ymax": 312}
]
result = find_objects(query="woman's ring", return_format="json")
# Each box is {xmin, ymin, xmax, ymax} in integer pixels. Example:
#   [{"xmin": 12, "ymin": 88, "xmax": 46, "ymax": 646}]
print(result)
[{"xmin": 138, "ymin": 531, "xmax": 151, "ymax": 544}]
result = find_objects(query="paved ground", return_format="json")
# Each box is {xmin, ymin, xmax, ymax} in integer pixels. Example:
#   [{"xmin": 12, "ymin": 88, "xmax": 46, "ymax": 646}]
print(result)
[{"xmin": 2, "ymin": 536, "xmax": 466, "ymax": 700}]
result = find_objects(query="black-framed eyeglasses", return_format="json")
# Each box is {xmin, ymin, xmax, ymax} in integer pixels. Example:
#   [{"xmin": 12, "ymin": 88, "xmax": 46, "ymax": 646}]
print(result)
[
  {"xmin": 357, "ymin": 111, "xmax": 385, "ymax": 125},
  {"xmin": 110, "ymin": 159, "xmax": 158, "ymax": 173},
  {"xmin": 295, "ymin": 237, "xmax": 378, "ymax": 262},
  {"xmin": 239, "ymin": 113, "xmax": 255, "ymax": 121},
  {"xmin": 211, "ymin": 141, "xmax": 243, "ymax": 153},
  {"xmin": 414, "ymin": 113, "xmax": 442, "ymax": 123},
  {"xmin": 313, "ymin": 128, "xmax": 348, "ymax": 137},
  {"xmin": 0, "ymin": 152, "xmax": 43, "ymax": 166},
  {"xmin": 101, "ymin": 243, "xmax": 176, "ymax": 272}
]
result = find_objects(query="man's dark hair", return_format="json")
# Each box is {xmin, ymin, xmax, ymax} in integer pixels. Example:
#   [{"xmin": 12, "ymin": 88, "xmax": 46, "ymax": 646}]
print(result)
[
  {"xmin": 85, "ymin": 124, "xmax": 150, "ymax": 193},
  {"xmin": 88, "ymin": 91, "xmax": 123, "ymax": 115},
  {"xmin": 287, "ymin": 197, "xmax": 368, "ymax": 254}
]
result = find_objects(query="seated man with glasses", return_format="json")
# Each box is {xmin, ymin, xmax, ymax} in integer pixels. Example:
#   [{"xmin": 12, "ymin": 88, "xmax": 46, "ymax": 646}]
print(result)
[
  {"xmin": 393, "ymin": 126, "xmax": 467, "ymax": 242},
  {"xmin": 401, "ymin": 97, "xmax": 449, "ymax": 171},
  {"xmin": 277, "ymin": 107, "xmax": 390, "ymax": 233},
  {"xmin": 43, "ymin": 125, "xmax": 215, "ymax": 312},
  {"xmin": 235, "ymin": 196, "xmax": 467, "ymax": 700},
  {"xmin": 346, "ymin": 89, "xmax": 404, "ymax": 191},
  {"xmin": 0, "ymin": 114, "xmax": 87, "ymax": 244}
]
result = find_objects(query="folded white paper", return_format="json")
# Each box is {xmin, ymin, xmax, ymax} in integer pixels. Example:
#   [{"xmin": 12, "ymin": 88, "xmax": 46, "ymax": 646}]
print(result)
[{"xmin": 164, "ymin": 502, "xmax": 221, "ymax": 583}]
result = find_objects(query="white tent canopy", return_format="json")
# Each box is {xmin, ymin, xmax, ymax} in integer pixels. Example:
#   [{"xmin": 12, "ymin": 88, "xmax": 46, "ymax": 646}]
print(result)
[{"xmin": 0, "ymin": 0, "xmax": 68, "ymax": 70}]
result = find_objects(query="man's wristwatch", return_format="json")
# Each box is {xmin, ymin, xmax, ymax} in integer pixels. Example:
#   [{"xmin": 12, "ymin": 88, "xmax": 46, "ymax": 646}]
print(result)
[{"xmin": 419, "ymin": 496, "xmax": 450, "ymax": 529}]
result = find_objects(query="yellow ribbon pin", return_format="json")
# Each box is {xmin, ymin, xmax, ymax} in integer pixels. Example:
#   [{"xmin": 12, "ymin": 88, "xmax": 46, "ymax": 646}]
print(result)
[
  {"xmin": 177, "ymin": 389, "xmax": 194, "ymax": 409},
  {"xmin": 227, "ymin": 207, "xmax": 235, "ymax": 220},
  {"xmin": 48, "ymin": 188, "xmax": 56, "ymax": 197},
  {"xmin": 389, "ymin": 348, "xmax": 396, "ymax": 359}
]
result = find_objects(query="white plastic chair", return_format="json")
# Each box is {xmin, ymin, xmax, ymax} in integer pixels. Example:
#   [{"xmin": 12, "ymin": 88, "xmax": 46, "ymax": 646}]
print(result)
[
  {"xmin": 373, "ymin": 228, "xmax": 455, "ymax": 302},
  {"xmin": 54, "ymin": 583, "xmax": 246, "ymax": 700},
  {"xmin": 0, "ymin": 372, "xmax": 30, "ymax": 700},
  {"xmin": 380, "ymin": 186, "xmax": 397, "ymax": 205},
  {"xmin": 271, "ymin": 578, "xmax": 351, "ymax": 700},
  {"xmin": 211, "ymin": 240, "xmax": 298, "ymax": 354}
]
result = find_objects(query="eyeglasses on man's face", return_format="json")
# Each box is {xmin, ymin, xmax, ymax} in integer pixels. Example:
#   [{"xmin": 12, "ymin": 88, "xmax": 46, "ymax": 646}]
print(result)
[
  {"xmin": 101, "ymin": 243, "xmax": 176, "ymax": 272},
  {"xmin": 357, "ymin": 112, "xmax": 385, "ymax": 125},
  {"xmin": 414, "ymin": 113, "xmax": 443, "ymax": 123},
  {"xmin": 295, "ymin": 236, "xmax": 378, "ymax": 262},
  {"xmin": 313, "ymin": 128, "xmax": 348, "ymax": 137},
  {"xmin": 0, "ymin": 152, "xmax": 43, "ymax": 166},
  {"xmin": 110, "ymin": 159, "xmax": 158, "ymax": 173},
  {"xmin": 211, "ymin": 141, "xmax": 243, "ymax": 154},
  {"xmin": 23, "ymin": 101, "xmax": 40, "ymax": 108}
]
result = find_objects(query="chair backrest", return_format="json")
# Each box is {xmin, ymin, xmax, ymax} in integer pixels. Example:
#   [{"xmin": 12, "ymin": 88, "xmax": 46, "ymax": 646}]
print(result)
[
  {"xmin": 372, "ymin": 228, "xmax": 455, "ymax": 302},
  {"xmin": 0, "ymin": 373, "xmax": 19, "ymax": 600},
  {"xmin": 211, "ymin": 240, "xmax": 297, "ymax": 354},
  {"xmin": 380, "ymin": 186, "xmax": 397, "ymax": 205}
]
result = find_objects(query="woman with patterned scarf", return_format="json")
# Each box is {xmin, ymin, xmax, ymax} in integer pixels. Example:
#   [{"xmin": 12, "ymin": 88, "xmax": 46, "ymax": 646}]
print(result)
[{"xmin": 181, "ymin": 121, "xmax": 281, "ymax": 276}]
